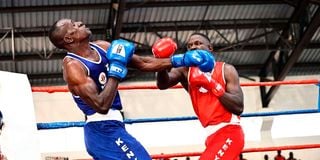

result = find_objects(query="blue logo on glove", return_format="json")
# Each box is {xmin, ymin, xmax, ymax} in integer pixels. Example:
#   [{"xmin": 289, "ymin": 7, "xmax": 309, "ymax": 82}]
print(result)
[
  {"xmin": 110, "ymin": 65, "xmax": 124, "ymax": 73},
  {"xmin": 111, "ymin": 44, "xmax": 126, "ymax": 57}
]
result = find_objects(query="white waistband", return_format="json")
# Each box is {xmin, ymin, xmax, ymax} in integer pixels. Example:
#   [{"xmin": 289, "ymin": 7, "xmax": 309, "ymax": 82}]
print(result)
[
  {"xmin": 86, "ymin": 109, "xmax": 123, "ymax": 123},
  {"xmin": 205, "ymin": 122, "xmax": 240, "ymax": 136}
]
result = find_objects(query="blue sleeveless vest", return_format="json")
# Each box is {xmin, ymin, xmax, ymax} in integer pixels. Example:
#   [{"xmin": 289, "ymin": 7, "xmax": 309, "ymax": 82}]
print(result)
[{"xmin": 65, "ymin": 43, "xmax": 122, "ymax": 115}]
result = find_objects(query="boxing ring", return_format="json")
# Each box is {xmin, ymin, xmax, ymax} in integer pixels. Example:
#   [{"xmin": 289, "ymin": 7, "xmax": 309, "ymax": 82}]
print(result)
[
  {"xmin": 0, "ymin": 71, "xmax": 319, "ymax": 160},
  {"xmin": 33, "ymin": 79, "xmax": 320, "ymax": 159}
]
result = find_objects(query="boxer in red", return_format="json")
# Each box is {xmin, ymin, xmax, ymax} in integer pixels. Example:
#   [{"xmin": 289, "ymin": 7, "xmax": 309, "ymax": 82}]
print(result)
[{"xmin": 153, "ymin": 33, "xmax": 245, "ymax": 160}]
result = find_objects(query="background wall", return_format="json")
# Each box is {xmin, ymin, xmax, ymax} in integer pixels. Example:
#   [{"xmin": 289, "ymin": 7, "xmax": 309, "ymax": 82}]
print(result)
[
  {"xmin": 32, "ymin": 75, "xmax": 320, "ymax": 160},
  {"xmin": 33, "ymin": 75, "xmax": 319, "ymax": 122}
]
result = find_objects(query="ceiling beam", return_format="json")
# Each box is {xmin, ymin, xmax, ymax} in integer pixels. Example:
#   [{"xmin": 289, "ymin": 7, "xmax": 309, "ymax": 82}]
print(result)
[
  {"xmin": 0, "ymin": 51, "xmax": 66, "ymax": 61},
  {"xmin": 264, "ymin": 7, "xmax": 320, "ymax": 107},
  {"xmin": 259, "ymin": 0, "xmax": 312, "ymax": 107},
  {"xmin": 0, "ymin": 3, "xmax": 110, "ymax": 13},
  {"xmin": 310, "ymin": 0, "xmax": 320, "ymax": 5},
  {"xmin": 0, "ymin": 19, "xmax": 288, "ymax": 38},
  {"xmin": 113, "ymin": 0, "xmax": 126, "ymax": 39},
  {"xmin": 126, "ymin": 0, "xmax": 294, "ymax": 8},
  {"xmin": 122, "ymin": 20, "xmax": 287, "ymax": 32},
  {"xmin": 2, "ymin": 42, "xmax": 320, "ymax": 61},
  {"xmin": 0, "ymin": 0, "xmax": 293, "ymax": 14}
]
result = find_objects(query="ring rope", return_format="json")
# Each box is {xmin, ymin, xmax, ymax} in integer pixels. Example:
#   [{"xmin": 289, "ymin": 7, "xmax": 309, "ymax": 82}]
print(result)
[
  {"xmin": 37, "ymin": 108, "xmax": 319, "ymax": 130},
  {"xmin": 69, "ymin": 144, "xmax": 320, "ymax": 159},
  {"xmin": 31, "ymin": 79, "xmax": 320, "ymax": 93},
  {"xmin": 318, "ymin": 82, "xmax": 320, "ymax": 109},
  {"xmin": 150, "ymin": 144, "xmax": 320, "ymax": 159}
]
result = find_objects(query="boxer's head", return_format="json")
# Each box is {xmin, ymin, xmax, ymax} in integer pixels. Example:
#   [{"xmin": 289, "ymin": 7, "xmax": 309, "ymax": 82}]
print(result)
[
  {"xmin": 49, "ymin": 19, "xmax": 92, "ymax": 49},
  {"xmin": 187, "ymin": 32, "xmax": 213, "ymax": 53}
]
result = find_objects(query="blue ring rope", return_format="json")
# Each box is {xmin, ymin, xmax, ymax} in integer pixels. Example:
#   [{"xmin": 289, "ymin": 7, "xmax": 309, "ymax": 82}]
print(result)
[
  {"xmin": 318, "ymin": 83, "xmax": 320, "ymax": 110},
  {"xmin": 37, "ymin": 108, "xmax": 320, "ymax": 130}
]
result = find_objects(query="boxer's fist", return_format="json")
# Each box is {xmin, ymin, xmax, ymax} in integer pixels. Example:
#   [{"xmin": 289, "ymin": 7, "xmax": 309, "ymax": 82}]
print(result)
[
  {"xmin": 107, "ymin": 39, "xmax": 135, "ymax": 80},
  {"xmin": 171, "ymin": 49, "xmax": 215, "ymax": 72},
  {"xmin": 107, "ymin": 39, "xmax": 135, "ymax": 64},
  {"xmin": 189, "ymin": 70, "xmax": 225, "ymax": 97},
  {"xmin": 152, "ymin": 37, "xmax": 177, "ymax": 58},
  {"xmin": 198, "ymin": 50, "xmax": 215, "ymax": 72}
]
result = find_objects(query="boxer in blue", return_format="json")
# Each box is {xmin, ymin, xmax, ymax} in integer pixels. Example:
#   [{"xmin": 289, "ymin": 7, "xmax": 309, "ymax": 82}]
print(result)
[{"xmin": 48, "ymin": 19, "xmax": 214, "ymax": 160}]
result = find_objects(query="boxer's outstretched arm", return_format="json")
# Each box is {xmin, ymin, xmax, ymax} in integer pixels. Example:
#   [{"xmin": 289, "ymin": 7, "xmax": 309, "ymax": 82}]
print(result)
[
  {"xmin": 129, "ymin": 54, "xmax": 172, "ymax": 72},
  {"xmin": 63, "ymin": 59, "xmax": 118, "ymax": 114}
]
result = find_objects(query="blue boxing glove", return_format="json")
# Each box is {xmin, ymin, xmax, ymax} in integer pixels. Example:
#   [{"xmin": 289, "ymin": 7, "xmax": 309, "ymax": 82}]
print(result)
[
  {"xmin": 171, "ymin": 49, "xmax": 215, "ymax": 72},
  {"xmin": 198, "ymin": 50, "xmax": 215, "ymax": 72},
  {"xmin": 106, "ymin": 39, "xmax": 135, "ymax": 80}
]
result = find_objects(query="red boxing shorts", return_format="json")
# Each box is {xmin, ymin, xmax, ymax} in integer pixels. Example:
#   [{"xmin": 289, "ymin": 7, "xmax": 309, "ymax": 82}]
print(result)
[{"xmin": 200, "ymin": 124, "xmax": 244, "ymax": 160}]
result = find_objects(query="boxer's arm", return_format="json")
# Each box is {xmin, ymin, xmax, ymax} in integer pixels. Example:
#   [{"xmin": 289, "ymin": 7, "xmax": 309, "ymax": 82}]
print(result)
[
  {"xmin": 129, "ymin": 53, "xmax": 188, "ymax": 89},
  {"xmin": 129, "ymin": 54, "xmax": 172, "ymax": 72},
  {"xmin": 95, "ymin": 39, "xmax": 171, "ymax": 72},
  {"xmin": 63, "ymin": 59, "xmax": 118, "ymax": 114},
  {"xmin": 129, "ymin": 51, "xmax": 214, "ymax": 72},
  {"xmin": 156, "ymin": 67, "xmax": 187, "ymax": 90},
  {"xmin": 219, "ymin": 64, "xmax": 244, "ymax": 115},
  {"xmin": 93, "ymin": 40, "xmax": 110, "ymax": 50}
]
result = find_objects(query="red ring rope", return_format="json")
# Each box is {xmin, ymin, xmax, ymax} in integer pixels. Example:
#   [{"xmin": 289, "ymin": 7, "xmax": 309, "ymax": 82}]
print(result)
[
  {"xmin": 32, "ymin": 79, "xmax": 319, "ymax": 93},
  {"xmin": 151, "ymin": 143, "xmax": 320, "ymax": 159},
  {"xmin": 71, "ymin": 144, "xmax": 320, "ymax": 159}
]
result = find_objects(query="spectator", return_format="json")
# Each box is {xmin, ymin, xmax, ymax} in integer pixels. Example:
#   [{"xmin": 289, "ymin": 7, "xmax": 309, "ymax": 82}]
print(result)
[
  {"xmin": 185, "ymin": 156, "xmax": 190, "ymax": 160},
  {"xmin": 274, "ymin": 150, "xmax": 286, "ymax": 160},
  {"xmin": 240, "ymin": 153, "xmax": 248, "ymax": 160},
  {"xmin": 0, "ymin": 154, "xmax": 7, "ymax": 160},
  {"xmin": 159, "ymin": 153, "xmax": 170, "ymax": 160},
  {"xmin": 264, "ymin": 154, "xmax": 269, "ymax": 160},
  {"xmin": 287, "ymin": 152, "xmax": 297, "ymax": 160}
]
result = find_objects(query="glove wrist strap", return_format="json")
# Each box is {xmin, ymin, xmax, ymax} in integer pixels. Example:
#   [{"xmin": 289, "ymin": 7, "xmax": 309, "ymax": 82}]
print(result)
[
  {"xmin": 108, "ymin": 62, "xmax": 128, "ymax": 80},
  {"xmin": 171, "ymin": 54, "xmax": 185, "ymax": 68}
]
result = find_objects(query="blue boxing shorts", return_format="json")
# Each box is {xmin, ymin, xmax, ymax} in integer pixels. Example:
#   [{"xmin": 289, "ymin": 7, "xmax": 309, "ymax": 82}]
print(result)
[{"xmin": 84, "ymin": 119, "xmax": 151, "ymax": 160}]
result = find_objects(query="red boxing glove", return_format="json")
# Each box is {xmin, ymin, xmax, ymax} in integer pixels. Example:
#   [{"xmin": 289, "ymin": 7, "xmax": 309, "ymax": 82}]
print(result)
[
  {"xmin": 152, "ymin": 37, "xmax": 177, "ymax": 58},
  {"xmin": 189, "ymin": 70, "xmax": 225, "ymax": 97}
]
